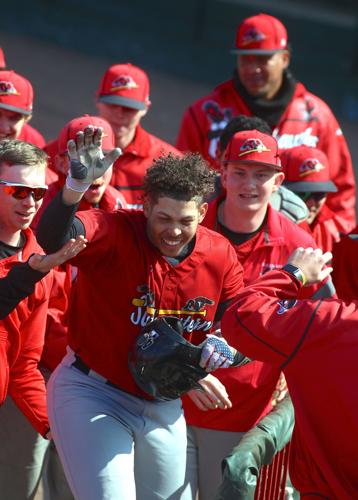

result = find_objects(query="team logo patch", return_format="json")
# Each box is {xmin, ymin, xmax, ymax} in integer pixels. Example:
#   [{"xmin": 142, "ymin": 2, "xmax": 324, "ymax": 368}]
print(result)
[
  {"xmin": 299, "ymin": 158, "xmax": 325, "ymax": 178},
  {"xmin": 183, "ymin": 296, "xmax": 215, "ymax": 313},
  {"xmin": 138, "ymin": 330, "xmax": 159, "ymax": 350},
  {"xmin": 110, "ymin": 75, "xmax": 139, "ymax": 92},
  {"xmin": 239, "ymin": 138, "xmax": 270, "ymax": 157},
  {"xmin": 241, "ymin": 28, "xmax": 266, "ymax": 46},
  {"xmin": 0, "ymin": 81, "xmax": 20, "ymax": 96},
  {"xmin": 277, "ymin": 299, "xmax": 297, "ymax": 315}
]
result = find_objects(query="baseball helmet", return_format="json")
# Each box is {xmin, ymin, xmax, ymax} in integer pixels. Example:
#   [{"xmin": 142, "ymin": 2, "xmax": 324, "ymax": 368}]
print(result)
[{"xmin": 128, "ymin": 316, "xmax": 208, "ymax": 401}]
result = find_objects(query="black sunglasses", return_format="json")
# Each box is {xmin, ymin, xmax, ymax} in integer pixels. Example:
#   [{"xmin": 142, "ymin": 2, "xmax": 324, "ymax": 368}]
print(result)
[{"xmin": 297, "ymin": 191, "xmax": 327, "ymax": 202}]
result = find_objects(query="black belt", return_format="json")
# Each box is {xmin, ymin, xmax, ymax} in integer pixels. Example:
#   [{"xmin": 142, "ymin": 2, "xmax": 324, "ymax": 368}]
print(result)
[{"xmin": 72, "ymin": 355, "xmax": 121, "ymax": 391}]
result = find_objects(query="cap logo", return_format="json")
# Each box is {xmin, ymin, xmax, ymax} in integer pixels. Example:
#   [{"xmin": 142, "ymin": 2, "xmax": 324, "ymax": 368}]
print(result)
[
  {"xmin": 239, "ymin": 138, "xmax": 270, "ymax": 157},
  {"xmin": 0, "ymin": 81, "xmax": 20, "ymax": 96},
  {"xmin": 241, "ymin": 28, "xmax": 266, "ymax": 46},
  {"xmin": 299, "ymin": 158, "xmax": 325, "ymax": 177},
  {"xmin": 110, "ymin": 75, "xmax": 139, "ymax": 92}
]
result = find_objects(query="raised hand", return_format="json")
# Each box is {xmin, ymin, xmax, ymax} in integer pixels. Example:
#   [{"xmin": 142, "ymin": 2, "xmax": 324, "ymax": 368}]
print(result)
[{"xmin": 66, "ymin": 126, "xmax": 122, "ymax": 192}]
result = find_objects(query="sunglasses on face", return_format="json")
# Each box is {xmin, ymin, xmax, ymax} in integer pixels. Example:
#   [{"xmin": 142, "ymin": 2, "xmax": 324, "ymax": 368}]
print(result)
[
  {"xmin": 0, "ymin": 180, "xmax": 48, "ymax": 201},
  {"xmin": 297, "ymin": 191, "xmax": 327, "ymax": 202}
]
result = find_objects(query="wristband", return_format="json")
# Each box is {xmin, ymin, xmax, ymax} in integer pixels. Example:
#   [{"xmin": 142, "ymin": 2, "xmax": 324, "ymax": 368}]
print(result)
[
  {"xmin": 282, "ymin": 264, "xmax": 307, "ymax": 286},
  {"xmin": 65, "ymin": 175, "xmax": 91, "ymax": 193}
]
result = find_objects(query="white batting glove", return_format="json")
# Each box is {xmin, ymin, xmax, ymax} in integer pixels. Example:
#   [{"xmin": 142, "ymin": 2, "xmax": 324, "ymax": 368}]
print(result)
[
  {"xmin": 66, "ymin": 126, "xmax": 122, "ymax": 192},
  {"xmin": 199, "ymin": 334, "xmax": 234, "ymax": 372}
]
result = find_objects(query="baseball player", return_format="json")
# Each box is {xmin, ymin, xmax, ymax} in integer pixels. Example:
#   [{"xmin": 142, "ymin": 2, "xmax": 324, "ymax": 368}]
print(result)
[
  {"xmin": 0, "ymin": 139, "xmax": 86, "ymax": 500},
  {"xmin": 221, "ymin": 247, "xmax": 357, "ymax": 499},
  {"xmin": 0, "ymin": 69, "xmax": 58, "ymax": 186},
  {"xmin": 182, "ymin": 129, "xmax": 335, "ymax": 499},
  {"xmin": 217, "ymin": 114, "xmax": 309, "ymax": 224},
  {"xmin": 281, "ymin": 145, "xmax": 349, "ymax": 252},
  {"xmin": 176, "ymin": 13, "xmax": 356, "ymax": 233},
  {"xmin": 36, "ymin": 126, "xmax": 243, "ymax": 500},
  {"xmin": 1, "ymin": 115, "xmax": 127, "ymax": 500},
  {"xmin": 96, "ymin": 62, "xmax": 180, "ymax": 208}
]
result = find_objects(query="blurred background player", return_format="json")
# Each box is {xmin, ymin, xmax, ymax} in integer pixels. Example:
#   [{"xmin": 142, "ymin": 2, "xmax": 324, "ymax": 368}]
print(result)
[
  {"xmin": 181, "ymin": 129, "xmax": 335, "ymax": 499},
  {"xmin": 96, "ymin": 62, "xmax": 180, "ymax": 207},
  {"xmin": 176, "ymin": 13, "xmax": 356, "ymax": 233},
  {"xmin": 0, "ymin": 69, "xmax": 57, "ymax": 186},
  {"xmin": 281, "ymin": 145, "xmax": 347, "ymax": 252}
]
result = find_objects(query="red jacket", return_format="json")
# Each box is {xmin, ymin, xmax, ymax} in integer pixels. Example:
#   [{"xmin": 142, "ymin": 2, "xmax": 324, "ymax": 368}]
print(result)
[
  {"xmin": 183, "ymin": 203, "xmax": 333, "ymax": 431},
  {"xmin": 67, "ymin": 210, "xmax": 243, "ymax": 397},
  {"xmin": 176, "ymin": 79, "xmax": 356, "ymax": 232},
  {"xmin": 221, "ymin": 270, "xmax": 358, "ymax": 499},
  {"xmin": 0, "ymin": 229, "xmax": 53, "ymax": 436},
  {"xmin": 111, "ymin": 126, "xmax": 181, "ymax": 208}
]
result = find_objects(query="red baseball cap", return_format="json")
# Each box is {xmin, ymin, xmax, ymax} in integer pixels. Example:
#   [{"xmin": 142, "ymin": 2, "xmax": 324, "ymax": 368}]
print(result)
[
  {"xmin": 57, "ymin": 115, "xmax": 115, "ymax": 155},
  {"xmin": 0, "ymin": 70, "xmax": 33, "ymax": 115},
  {"xmin": 232, "ymin": 13, "xmax": 288, "ymax": 55},
  {"xmin": 281, "ymin": 145, "xmax": 337, "ymax": 192},
  {"xmin": 97, "ymin": 63, "xmax": 150, "ymax": 110},
  {"xmin": 223, "ymin": 129, "xmax": 282, "ymax": 170},
  {"xmin": 0, "ymin": 48, "xmax": 6, "ymax": 69}
]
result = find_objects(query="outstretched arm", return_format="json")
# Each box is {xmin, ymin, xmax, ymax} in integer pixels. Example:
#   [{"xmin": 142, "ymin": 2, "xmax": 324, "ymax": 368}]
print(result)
[{"xmin": 0, "ymin": 237, "xmax": 87, "ymax": 319}]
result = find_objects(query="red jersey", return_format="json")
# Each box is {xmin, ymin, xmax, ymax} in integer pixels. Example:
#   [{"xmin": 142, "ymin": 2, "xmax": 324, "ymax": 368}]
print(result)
[
  {"xmin": 67, "ymin": 209, "xmax": 243, "ymax": 397},
  {"xmin": 0, "ymin": 229, "xmax": 53, "ymax": 436},
  {"xmin": 332, "ymin": 227, "xmax": 358, "ymax": 301},
  {"xmin": 306, "ymin": 204, "xmax": 348, "ymax": 253},
  {"xmin": 183, "ymin": 202, "xmax": 332, "ymax": 431},
  {"xmin": 176, "ymin": 79, "xmax": 356, "ymax": 231},
  {"xmin": 33, "ymin": 180, "xmax": 127, "ymax": 372},
  {"xmin": 221, "ymin": 270, "xmax": 358, "ymax": 499},
  {"xmin": 18, "ymin": 123, "xmax": 46, "ymax": 148},
  {"xmin": 110, "ymin": 126, "xmax": 181, "ymax": 208}
]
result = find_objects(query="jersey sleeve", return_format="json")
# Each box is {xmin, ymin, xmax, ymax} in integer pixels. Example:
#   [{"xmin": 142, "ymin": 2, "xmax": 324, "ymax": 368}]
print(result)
[
  {"xmin": 221, "ymin": 269, "xmax": 317, "ymax": 366},
  {"xmin": 6, "ymin": 276, "xmax": 53, "ymax": 437}
]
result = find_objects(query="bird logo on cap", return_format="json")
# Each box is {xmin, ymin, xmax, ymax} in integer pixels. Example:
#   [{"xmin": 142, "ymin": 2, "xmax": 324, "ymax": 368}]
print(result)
[
  {"xmin": 0, "ymin": 81, "xmax": 20, "ymax": 96},
  {"xmin": 241, "ymin": 28, "xmax": 266, "ymax": 46},
  {"xmin": 299, "ymin": 158, "xmax": 325, "ymax": 177},
  {"xmin": 239, "ymin": 138, "xmax": 270, "ymax": 157},
  {"xmin": 110, "ymin": 76, "xmax": 139, "ymax": 92}
]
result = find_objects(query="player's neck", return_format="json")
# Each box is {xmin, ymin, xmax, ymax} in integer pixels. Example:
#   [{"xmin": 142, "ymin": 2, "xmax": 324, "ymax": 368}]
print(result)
[
  {"xmin": 0, "ymin": 228, "xmax": 23, "ymax": 247},
  {"xmin": 115, "ymin": 128, "xmax": 136, "ymax": 150},
  {"xmin": 219, "ymin": 200, "xmax": 267, "ymax": 233}
]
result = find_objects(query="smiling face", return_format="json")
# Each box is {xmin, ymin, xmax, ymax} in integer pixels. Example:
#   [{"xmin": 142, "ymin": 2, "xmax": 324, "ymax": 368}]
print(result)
[
  {"xmin": 0, "ymin": 108, "xmax": 30, "ymax": 140},
  {"xmin": 143, "ymin": 196, "xmax": 208, "ymax": 257},
  {"xmin": 237, "ymin": 51, "xmax": 289, "ymax": 100},
  {"xmin": 221, "ymin": 162, "xmax": 284, "ymax": 214},
  {"xmin": 0, "ymin": 162, "xmax": 46, "ymax": 245}
]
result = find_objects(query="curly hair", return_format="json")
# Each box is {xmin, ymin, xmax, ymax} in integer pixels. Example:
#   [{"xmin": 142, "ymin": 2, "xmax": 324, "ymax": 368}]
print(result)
[{"xmin": 143, "ymin": 153, "xmax": 216, "ymax": 204}]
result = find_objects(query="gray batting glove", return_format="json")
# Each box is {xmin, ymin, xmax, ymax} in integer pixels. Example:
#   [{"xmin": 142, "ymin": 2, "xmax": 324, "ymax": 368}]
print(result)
[{"xmin": 66, "ymin": 126, "xmax": 122, "ymax": 192}]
